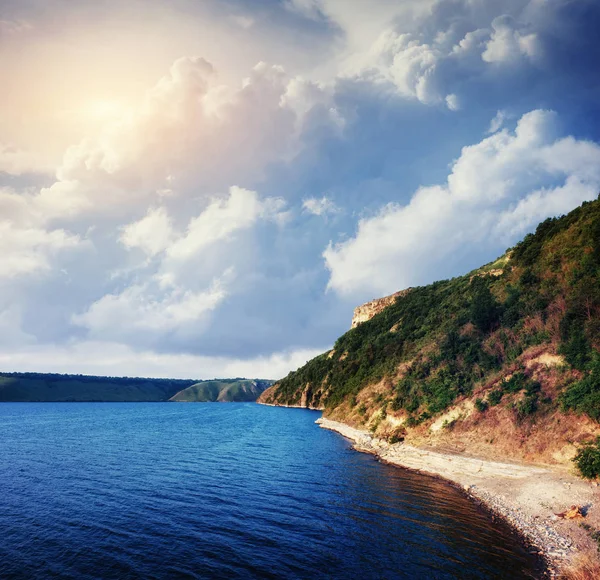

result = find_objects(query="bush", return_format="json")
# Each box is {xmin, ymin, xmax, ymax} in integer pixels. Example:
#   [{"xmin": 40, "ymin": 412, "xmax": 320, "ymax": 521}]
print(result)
[
  {"xmin": 487, "ymin": 389, "xmax": 504, "ymax": 406},
  {"xmin": 517, "ymin": 395, "xmax": 538, "ymax": 419},
  {"xmin": 560, "ymin": 328, "xmax": 592, "ymax": 371},
  {"xmin": 470, "ymin": 280, "xmax": 502, "ymax": 333},
  {"xmin": 574, "ymin": 438, "xmax": 600, "ymax": 479},
  {"xmin": 405, "ymin": 416, "xmax": 418, "ymax": 428},
  {"xmin": 475, "ymin": 398, "xmax": 488, "ymax": 412},
  {"xmin": 502, "ymin": 371, "xmax": 528, "ymax": 393},
  {"xmin": 561, "ymin": 355, "xmax": 600, "ymax": 422}
]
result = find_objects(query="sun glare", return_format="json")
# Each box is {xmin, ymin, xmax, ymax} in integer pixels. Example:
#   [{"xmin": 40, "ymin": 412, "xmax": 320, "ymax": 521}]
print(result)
[{"xmin": 85, "ymin": 100, "xmax": 125, "ymax": 119}]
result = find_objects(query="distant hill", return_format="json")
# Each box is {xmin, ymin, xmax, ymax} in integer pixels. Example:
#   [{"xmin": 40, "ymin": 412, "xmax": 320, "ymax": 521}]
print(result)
[
  {"xmin": 0, "ymin": 372, "xmax": 272, "ymax": 403},
  {"xmin": 260, "ymin": 197, "xmax": 600, "ymax": 469},
  {"xmin": 169, "ymin": 380, "xmax": 273, "ymax": 402}
]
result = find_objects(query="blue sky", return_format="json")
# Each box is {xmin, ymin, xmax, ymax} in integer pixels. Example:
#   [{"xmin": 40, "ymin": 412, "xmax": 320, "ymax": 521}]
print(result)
[{"xmin": 1, "ymin": 0, "xmax": 600, "ymax": 378}]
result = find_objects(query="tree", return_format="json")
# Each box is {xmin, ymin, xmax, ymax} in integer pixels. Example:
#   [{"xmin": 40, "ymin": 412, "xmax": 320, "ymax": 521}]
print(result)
[{"xmin": 470, "ymin": 280, "xmax": 501, "ymax": 333}]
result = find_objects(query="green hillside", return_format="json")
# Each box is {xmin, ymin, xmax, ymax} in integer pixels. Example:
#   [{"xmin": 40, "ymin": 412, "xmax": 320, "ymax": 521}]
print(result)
[
  {"xmin": 0, "ymin": 372, "xmax": 271, "ymax": 402},
  {"xmin": 169, "ymin": 379, "xmax": 273, "ymax": 402},
  {"xmin": 260, "ymin": 197, "xmax": 600, "ymax": 466}
]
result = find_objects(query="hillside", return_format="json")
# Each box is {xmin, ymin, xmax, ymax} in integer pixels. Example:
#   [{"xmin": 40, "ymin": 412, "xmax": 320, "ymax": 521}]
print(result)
[
  {"xmin": 259, "ymin": 197, "xmax": 600, "ymax": 469},
  {"xmin": 0, "ymin": 372, "xmax": 271, "ymax": 403},
  {"xmin": 169, "ymin": 379, "xmax": 273, "ymax": 402}
]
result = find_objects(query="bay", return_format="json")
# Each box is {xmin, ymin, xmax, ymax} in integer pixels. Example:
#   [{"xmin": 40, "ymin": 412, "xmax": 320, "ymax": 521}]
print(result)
[{"xmin": 0, "ymin": 403, "xmax": 540, "ymax": 579}]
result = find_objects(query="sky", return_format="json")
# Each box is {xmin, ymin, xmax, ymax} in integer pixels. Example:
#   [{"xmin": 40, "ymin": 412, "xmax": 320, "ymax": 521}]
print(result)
[{"xmin": 1, "ymin": 0, "xmax": 600, "ymax": 379}]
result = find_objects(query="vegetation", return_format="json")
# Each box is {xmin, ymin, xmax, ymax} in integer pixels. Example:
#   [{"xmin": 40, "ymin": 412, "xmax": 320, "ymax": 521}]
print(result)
[
  {"xmin": 0, "ymin": 372, "xmax": 272, "ymax": 402},
  {"xmin": 474, "ymin": 398, "xmax": 488, "ymax": 412},
  {"xmin": 263, "ymin": 196, "xmax": 600, "ymax": 437},
  {"xmin": 574, "ymin": 438, "xmax": 600, "ymax": 480},
  {"xmin": 169, "ymin": 380, "xmax": 272, "ymax": 402}
]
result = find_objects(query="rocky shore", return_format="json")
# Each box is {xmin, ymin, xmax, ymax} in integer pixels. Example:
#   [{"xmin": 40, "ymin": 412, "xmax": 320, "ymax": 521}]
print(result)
[{"xmin": 316, "ymin": 417, "xmax": 600, "ymax": 577}]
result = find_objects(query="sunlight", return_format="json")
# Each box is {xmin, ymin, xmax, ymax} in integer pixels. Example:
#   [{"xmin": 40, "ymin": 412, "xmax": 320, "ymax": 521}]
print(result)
[{"xmin": 84, "ymin": 99, "xmax": 126, "ymax": 120}]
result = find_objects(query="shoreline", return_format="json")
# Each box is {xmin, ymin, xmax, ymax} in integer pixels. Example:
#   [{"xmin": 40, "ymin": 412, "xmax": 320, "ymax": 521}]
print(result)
[{"xmin": 316, "ymin": 417, "xmax": 599, "ymax": 578}]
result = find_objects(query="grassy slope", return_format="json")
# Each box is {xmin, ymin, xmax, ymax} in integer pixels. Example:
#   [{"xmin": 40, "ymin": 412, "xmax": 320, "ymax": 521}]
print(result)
[
  {"xmin": 0, "ymin": 373, "xmax": 271, "ymax": 402},
  {"xmin": 260, "ymin": 197, "xmax": 600, "ymax": 466},
  {"xmin": 169, "ymin": 380, "xmax": 273, "ymax": 402}
]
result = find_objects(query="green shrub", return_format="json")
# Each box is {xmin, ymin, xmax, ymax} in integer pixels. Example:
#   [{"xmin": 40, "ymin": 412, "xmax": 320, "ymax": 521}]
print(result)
[
  {"xmin": 405, "ymin": 416, "xmax": 418, "ymax": 428},
  {"xmin": 502, "ymin": 371, "xmax": 528, "ymax": 393},
  {"xmin": 559, "ymin": 317, "xmax": 592, "ymax": 371},
  {"xmin": 475, "ymin": 398, "xmax": 488, "ymax": 412},
  {"xmin": 525, "ymin": 380, "xmax": 541, "ymax": 397},
  {"xmin": 561, "ymin": 355, "xmax": 600, "ymax": 422},
  {"xmin": 574, "ymin": 438, "xmax": 600, "ymax": 479},
  {"xmin": 470, "ymin": 280, "xmax": 502, "ymax": 333},
  {"xmin": 516, "ymin": 394, "xmax": 538, "ymax": 419},
  {"xmin": 487, "ymin": 389, "xmax": 504, "ymax": 406}
]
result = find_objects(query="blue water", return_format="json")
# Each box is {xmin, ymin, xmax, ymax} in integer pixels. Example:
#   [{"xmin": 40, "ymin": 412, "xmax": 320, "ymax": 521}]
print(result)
[{"xmin": 0, "ymin": 403, "xmax": 540, "ymax": 579}]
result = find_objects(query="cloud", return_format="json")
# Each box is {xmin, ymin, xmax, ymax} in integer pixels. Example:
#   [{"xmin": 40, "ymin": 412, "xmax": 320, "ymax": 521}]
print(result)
[
  {"xmin": 0, "ymin": 144, "xmax": 53, "ymax": 176},
  {"xmin": 482, "ymin": 15, "xmax": 540, "ymax": 64},
  {"xmin": 72, "ymin": 276, "xmax": 228, "ymax": 340},
  {"xmin": 24, "ymin": 57, "xmax": 307, "ymax": 223},
  {"xmin": 302, "ymin": 196, "xmax": 338, "ymax": 216},
  {"xmin": 445, "ymin": 93, "xmax": 460, "ymax": 111},
  {"xmin": 284, "ymin": 0, "xmax": 326, "ymax": 21},
  {"xmin": 75, "ymin": 185, "xmax": 288, "ymax": 347},
  {"xmin": 120, "ymin": 206, "xmax": 174, "ymax": 257},
  {"xmin": 345, "ymin": 0, "xmax": 600, "ymax": 113},
  {"xmin": 165, "ymin": 186, "xmax": 286, "ymax": 263},
  {"xmin": 324, "ymin": 109, "xmax": 600, "ymax": 298},
  {"xmin": 0, "ymin": 340, "xmax": 326, "ymax": 380},
  {"xmin": 488, "ymin": 110, "xmax": 508, "ymax": 134},
  {"xmin": 0, "ymin": 220, "xmax": 82, "ymax": 279}
]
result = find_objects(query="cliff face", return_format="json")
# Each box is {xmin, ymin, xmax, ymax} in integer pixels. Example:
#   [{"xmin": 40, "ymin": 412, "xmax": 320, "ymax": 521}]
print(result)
[
  {"xmin": 258, "ymin": 382, "xmax": 325, "ymax": 409},
  {"xmin": 258, "ymin": 197, "xmax": 600, "ymax": 469},
  {"xmin": 351, "ymin": 289, "xmax": 412, "ymax": 328}
]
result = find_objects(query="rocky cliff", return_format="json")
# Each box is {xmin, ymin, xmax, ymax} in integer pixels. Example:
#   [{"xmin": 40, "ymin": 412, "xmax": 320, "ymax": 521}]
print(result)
[{"xmin": 351, "ymin": 289, "xmax": 412, "ymax": 328}]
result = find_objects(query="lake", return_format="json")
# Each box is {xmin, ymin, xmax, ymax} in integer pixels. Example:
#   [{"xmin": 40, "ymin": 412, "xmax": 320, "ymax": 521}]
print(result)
[{"xmin": 0, "ymin": 403, "xmax": 541, "ymax": 579}]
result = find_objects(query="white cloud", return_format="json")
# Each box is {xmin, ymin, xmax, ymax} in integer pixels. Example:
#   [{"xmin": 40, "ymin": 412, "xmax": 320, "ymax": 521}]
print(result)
[
  {"xmin": 324, "ymin": 109, "xmax": 600, "ymax": 298},
  {"xmin": 0, "ymin": 340, "xmax": 325, "ymax": 380},
  {"xmin": 346, "ymin": 2, "xmax": 549, "ymax": 108},
  {"xmin": 302, "ymin": 196, "xmax": 338, "ymax": 216},
  {"xmin": 73, "ymin": 276, "xmax": 227, "ymax": 338},
  {"xmin": 482, "ymin": 16, "xmax": 540, "ymax": 64},
  {"xmin": 17, "ymin": 56, "xmax": 307, "ymax": 224},
  {"xmin": 0, "ymin": 144, "xmax": 53, "ymax": 176},
  {"xmin": 120, "ymin": 207, "xmax": 174, "ymax": 257},
  {"xmin": 166, "ymin": 186, "xmax": 286, "ymax": 262},
  {"xmin": 488, "ymin": 110, "xmax": 508, "ymax": 134},
  {"xmin": 0, "ymin": 221, "xmax": 82, "ymax": 279},
  {"xmin": 445, "ymin": 94, "xmax": 460, "ymax": 111},
  {"xmin": 76, "ymin": 185, "xmax": 287, "ymax": 346}
]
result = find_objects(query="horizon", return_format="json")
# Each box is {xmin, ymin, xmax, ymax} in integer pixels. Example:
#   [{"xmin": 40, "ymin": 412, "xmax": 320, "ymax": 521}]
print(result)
[{"xmin": 2, "ymin": 0, "xmax": 600, "ymax": 379}]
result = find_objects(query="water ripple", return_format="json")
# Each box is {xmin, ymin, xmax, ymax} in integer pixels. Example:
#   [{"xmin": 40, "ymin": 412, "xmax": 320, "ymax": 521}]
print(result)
[{"xmin": 0, "ymin": 403, "xmax": 541, "ymax": 579}]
